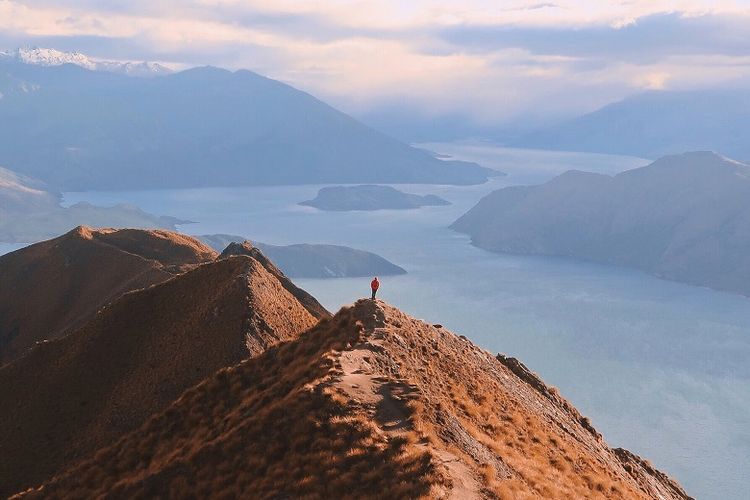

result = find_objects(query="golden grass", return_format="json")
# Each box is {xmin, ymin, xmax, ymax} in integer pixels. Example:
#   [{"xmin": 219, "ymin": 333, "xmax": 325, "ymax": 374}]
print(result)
[{"xmin": 15, "ymin": 300, "xmax": 689, "ymax": 500}]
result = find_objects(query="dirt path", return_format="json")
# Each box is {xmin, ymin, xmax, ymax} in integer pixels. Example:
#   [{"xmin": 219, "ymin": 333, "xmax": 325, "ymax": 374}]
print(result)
[{"xmin": 333, "ymin": 300, "xmax": 484, "ymax": 499}]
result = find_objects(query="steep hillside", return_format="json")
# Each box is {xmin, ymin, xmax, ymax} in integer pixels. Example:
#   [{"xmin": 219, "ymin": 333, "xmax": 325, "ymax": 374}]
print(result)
[
  {"xmin": 514, "ymin": 89, "xmax": 750, "ymax": 160},
  {"xmin": 219, "ymin": 241, "xmax": 330, "ymax": 319},
  {"xmin": 19, "ymin": 300, "xmax": 689, "ymax": 499},
  {"xmin": 0, "ymin": 253, "xmax": 324, "ymax": 497},
  {"xmin": 452, "ymin": 151, "xmax": 750, "ymax": 295},
  {"xmin": 0, "ymin": 60, "xmax": 492, "ymax": 190},
  {"xmin": 201, "ymin": 234, "xmax": 406, "ymax": 278},
  {"xmin": 0, "ymin": 226, "xmax": 216, "ymax": 365}
]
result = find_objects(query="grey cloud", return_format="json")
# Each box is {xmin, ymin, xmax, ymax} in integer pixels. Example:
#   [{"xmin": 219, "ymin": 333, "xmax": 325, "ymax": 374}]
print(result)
[
  {"xmin": 12, "ymin": 0, "xmax": 391, "ymax": 43},
  {"xmin": 437, "ymin": 13, "xmax": 750, "ymax": 63}
]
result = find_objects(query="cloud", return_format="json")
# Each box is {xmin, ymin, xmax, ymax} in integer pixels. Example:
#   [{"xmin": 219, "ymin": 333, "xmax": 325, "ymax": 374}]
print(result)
[
  {"xmin": 0, "ymin": 1, "xmax": 749, "ymax": 126},
  {"xmin": 437, "ymin": 12, "xmax": 750, "ymax": 63}
]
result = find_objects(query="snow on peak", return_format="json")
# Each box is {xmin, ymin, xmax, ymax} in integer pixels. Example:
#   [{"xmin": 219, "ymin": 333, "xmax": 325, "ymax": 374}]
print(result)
[{"xmin": 0, "ymin": 47, "xmax": 173, "ymax": 77}]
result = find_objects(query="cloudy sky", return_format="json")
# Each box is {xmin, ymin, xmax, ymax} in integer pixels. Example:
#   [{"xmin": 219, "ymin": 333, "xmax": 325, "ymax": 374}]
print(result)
[{"xmin": 1, "ymin": 0, "xmax": 749, "ymax": 125}]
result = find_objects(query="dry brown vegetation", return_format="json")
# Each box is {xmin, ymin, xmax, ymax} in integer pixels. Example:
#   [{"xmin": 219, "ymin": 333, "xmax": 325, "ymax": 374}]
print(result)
[
  {"xmin": 0, "ymin": 226, "xmax": 216, "ymax": 365},
  {"xmin": 0, "ymin": 252, "xmax": 322, "ymax": 497},
  {"xmin": 16, "ymin": 300, "xmax": 691, "ymax": 499},
  {"xmin": 220, "ymin": 240, "xmax": 330, "ymax": 320}
]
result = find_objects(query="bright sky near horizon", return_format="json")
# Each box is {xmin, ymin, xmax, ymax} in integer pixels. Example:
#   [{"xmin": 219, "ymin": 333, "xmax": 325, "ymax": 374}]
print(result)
[{"xmin": 1, "ymin": 0, "xmax": 749, "ymax": 123}]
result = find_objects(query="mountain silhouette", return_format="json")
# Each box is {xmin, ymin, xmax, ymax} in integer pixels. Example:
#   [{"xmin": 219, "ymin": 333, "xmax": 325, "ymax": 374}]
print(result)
[
  {"xmin": 515, "ymin": 89, "xmax": 750, "ymax": 160},
  {"xmin": 453, "ymin": 151, "xmax": 750, "ymax": 296},
  {"xmin": 0, "ymin": 61, "xmax": 492, "ymax": 190}
]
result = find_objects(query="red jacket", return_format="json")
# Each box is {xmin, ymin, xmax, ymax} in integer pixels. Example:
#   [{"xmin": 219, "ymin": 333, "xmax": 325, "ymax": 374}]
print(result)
[{"xmin": 371, "ymin": 278, "xmax": 380, "ymax": 291}]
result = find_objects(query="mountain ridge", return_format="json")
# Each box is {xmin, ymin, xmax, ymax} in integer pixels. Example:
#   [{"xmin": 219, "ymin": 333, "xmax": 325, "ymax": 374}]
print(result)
[
  {"xmin": 0, "ymin": 56, "xmax": 493, "ymax": 190},
  {"xmin": 0, "ymin": 250, "xmax": 324, "ymax": 496},
  {"xmin": 199, "ymin": 234, "xmax": 407, "ymax": 278},
  {"xmin": 14, "ymin": 299, "xmax": 690, "ymax": 499},
  {"xmin": 0, "ymin": 226, "xmax": 216, "ymax": 365},
  {"xmin": 0, "ymin": 47, "xmax": 172, "ymax": 77},
  {"xmin": 514, "ymin": 89, "xmax": 750, "ymax": 160}
]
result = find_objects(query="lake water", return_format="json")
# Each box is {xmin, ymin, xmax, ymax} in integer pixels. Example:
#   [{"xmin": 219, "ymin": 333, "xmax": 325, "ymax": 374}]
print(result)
[{"xmin": 12, "ymin": 143, "xmax": 749, "ymax": 498}]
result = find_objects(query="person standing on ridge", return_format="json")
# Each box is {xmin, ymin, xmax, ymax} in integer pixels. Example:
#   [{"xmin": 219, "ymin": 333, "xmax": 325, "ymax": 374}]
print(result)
[{"xmin": 371, "ymin": 277, "xmax": 380, "ymax": 300}]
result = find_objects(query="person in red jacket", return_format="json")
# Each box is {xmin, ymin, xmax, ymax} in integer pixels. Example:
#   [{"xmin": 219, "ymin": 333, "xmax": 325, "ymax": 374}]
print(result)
[{"xmin": 371, "ymin": 277, "xmax": 380, "ymax": 300}]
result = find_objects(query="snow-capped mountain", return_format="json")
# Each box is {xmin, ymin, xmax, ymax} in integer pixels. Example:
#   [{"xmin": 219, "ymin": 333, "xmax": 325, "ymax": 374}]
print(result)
[{"xmin": 0, "ymin": 47, "xmax": 172, "ymax": 77}]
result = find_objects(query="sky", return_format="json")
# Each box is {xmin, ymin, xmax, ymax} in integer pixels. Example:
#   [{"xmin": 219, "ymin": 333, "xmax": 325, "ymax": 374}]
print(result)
[{"xmin": 1, "ymin": 0, "xmax": 750, "ymax": 125}]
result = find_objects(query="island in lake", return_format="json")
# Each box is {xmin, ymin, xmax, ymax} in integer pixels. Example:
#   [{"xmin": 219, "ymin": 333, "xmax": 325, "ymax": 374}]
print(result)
[{"xmin": 300, "ymin": 184, "xmax": 451, "ymax": 211}]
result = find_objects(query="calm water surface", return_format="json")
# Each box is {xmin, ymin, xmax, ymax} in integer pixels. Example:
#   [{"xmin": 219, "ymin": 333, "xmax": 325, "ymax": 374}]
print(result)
[{"xmin": 39, "ymin": 145, "xmax": 750, "ymax": 498}]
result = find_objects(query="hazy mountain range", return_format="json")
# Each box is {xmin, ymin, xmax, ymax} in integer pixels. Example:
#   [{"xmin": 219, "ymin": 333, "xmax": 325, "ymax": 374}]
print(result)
[
  {"xmin": 452, "ymin": 151, "xmax": 750, "ymax": 296},
  {"xmin": 0, "ymin": 166, "xmax": 184, "ymax": 243},
  {"xmin": 0, "ymin": 49, "xmax": 492, "ymax": 191},
  {"xmin": 0, "ymin": 47, "xmax": 172, "ymax": 77},
  {"xmin": 0, "ymin": 228, "xmax": 689, "ymax": 498},
  {"xmin": 514, "ymin": 90, "xmax": 750, "ymax": 160}
]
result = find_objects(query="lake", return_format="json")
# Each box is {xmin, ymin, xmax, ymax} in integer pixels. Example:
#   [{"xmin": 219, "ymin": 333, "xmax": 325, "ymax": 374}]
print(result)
[{"xmin": 14, "ymin": 143, "xmax": 750, "ymax": 498}]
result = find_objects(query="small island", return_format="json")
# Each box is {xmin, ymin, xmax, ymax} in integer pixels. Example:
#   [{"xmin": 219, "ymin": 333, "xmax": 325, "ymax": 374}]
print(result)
[
  {"xmin": 199, "ymin": 234, "xmax": 406, "ymax": 279},
  {"xmin": 299, "ymin": 185, "xmax": 451, "ymax": 211}
]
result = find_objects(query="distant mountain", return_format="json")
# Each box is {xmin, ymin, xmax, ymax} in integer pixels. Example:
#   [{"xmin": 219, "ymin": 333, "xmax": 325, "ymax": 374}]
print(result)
[
  {"xmin": 0, "ymin": 227, "xmax": 216, "ymax": 365},
  {"xmin": 452, "ymin": 151, "xmax": 750, "ymax": 295},
  {"xmin": 200, "ymin": 235, "xmax": 407, "ymax": 278},
  {"xmin": 514, "ymin": 90, "xmax": 750, "ymax": 160},
  {"xmin": 0, "ymin": 239, "xmax": 325, "ymax": 496},
  {"xmin": 357, "ymin": 104, "xmax": 523, "ymax": 143},
  {"xmin": 0, "ymin": 47, "xmax": 172, "ymax": 77},
  {"xmin": 0, "ymin": 167, "xmax": 185, "ymax": 243},
  {"xmin": 300, "ymin": 184, "xmax": 451, "ymax": 211},
  {"xmin": 16, "ymin": 299, "xmax": 690, "ymax": 499},
  {"xmin": 0, "ymin": 55, "xmax": 492, "ymax": 190},
  {"xmin": 0, "ymin": 165, "xmax": 58, "ymax": 212}
]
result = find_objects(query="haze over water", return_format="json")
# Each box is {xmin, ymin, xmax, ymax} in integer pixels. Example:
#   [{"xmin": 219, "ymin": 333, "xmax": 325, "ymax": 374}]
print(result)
[{"xmin": 55, "ymin": 144, "xmax": 749, "ymax": 499}]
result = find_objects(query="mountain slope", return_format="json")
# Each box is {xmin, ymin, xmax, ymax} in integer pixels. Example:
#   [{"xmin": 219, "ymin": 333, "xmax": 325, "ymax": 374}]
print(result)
[
  {"xmin": 0, "ymin": 61, "xmax": 492, "ymax": 190},
  {"xmin": 0, "ymin": 226, "xmax": 216, "ymax": 365},
  {"xmin": 19, "ymin": 300, "xmax": 689, "ymax": 499},
  {"xmin": 219, "ymin": 241, "xmax": 331, "ymax": 319},
  {"xmin": 514, "ymin": 89, "xmax": 750, "ymax": 159},
  {"xmin": 452, "ymin": 151, "xmax": 750, "ymax": 295},
  {"xmin": 0, "ymin": 252, "xmax": 324, "ymax": 497}
]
